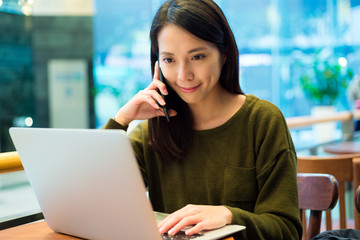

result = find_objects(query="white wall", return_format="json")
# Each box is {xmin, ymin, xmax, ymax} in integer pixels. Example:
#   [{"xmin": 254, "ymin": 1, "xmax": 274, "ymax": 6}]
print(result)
[{"xmin": 32, "ymin": 0, "xmax": 94, "ymax": 16}]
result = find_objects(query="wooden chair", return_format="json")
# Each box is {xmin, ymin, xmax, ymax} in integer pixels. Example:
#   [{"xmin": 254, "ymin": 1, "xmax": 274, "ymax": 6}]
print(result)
[
  {"xmin": 356, "ymin": 185, "xmax": 360, "ymax": 214},
  {"xmin": 297, "ymin": 154, "xmax": 360, "ymax": 230},
  {"xmin": 298, "ymin": 173, "xmax": 338, "ymax": 240}
]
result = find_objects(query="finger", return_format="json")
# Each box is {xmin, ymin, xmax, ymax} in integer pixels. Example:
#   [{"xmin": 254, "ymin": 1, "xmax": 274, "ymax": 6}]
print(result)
[
  {"xmin": 168, "ymin": 216, "xmax": 199, "ymax": 236},
  {"xmin": 155, "ymin": 108, "xmax": 169, "ymax": 117},
  {"xmin": 153, "ymin": 61, "xmax": 168, "ymax": 96},
  {"xmin": 158, "ymin": 205, "xmax": 197, "ymax": 233},
  {"xmin": 138, "ymin": 89, "xmax": 165, "ymax": 107},
  {"xmin": 159, "ymin": 205, "xmax": 194, "ymax": 225},
  {"xmin": 185, "ymin": 222, "xmax": 206, "ymax": 236},
  {"xmin": 153, "ymin": 60, "xmax": 160, "ymax": 83},
  {"xmin": 150, "ymin": 108, "xmax": 177, "ymax": 120},
  {"xmin": 136, "ymin": 91, "xmax": 160, "ymax": 110},
  {"xmin": 158, "ymin": 210, "xmax": 187, "ymax": 234},
  {"xmin": 168, "ymin": 109, "xmax": 177, "ymax": 117},
  {"xmin": 146, "ymin": 80, "xmax": 168, "ymax": 98},
  {"xmin": 158, "ymin": 214, "xmax": 181, "ymax": 234}
]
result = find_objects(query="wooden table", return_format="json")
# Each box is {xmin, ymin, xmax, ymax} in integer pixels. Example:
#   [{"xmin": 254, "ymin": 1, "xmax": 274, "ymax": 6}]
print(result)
[
  {"xmin": 0, "ymin": 221, "xmax": 76, "ymax": 240},
  {"xmin": 324, "ymin": 141, "xmax": 360, "ymax": 154},
  {"xmin": 0, "ymin": 220, "xmax": 234, "ymax": 240}
]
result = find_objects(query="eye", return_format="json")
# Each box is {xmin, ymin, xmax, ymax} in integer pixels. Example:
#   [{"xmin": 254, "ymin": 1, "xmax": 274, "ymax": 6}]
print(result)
[
  {"xmin": 163, "ymin": 58, "xmax": 174, "ymax": 63},
  {"xmin": 192, "ymin": 54, "xmax": 205, "ymax": 60}
]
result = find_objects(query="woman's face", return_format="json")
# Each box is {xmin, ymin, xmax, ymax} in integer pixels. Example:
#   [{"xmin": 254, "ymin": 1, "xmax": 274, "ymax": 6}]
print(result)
[{"xmin": 157, "ymin": 25, "xmax": 225, "ymax": 106}]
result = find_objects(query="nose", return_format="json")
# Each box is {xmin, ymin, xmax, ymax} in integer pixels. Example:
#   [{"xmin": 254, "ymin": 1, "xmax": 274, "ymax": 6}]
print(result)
[{"xmin": 177, "ymin": 61, "xmax": 193, "ymax": 81}]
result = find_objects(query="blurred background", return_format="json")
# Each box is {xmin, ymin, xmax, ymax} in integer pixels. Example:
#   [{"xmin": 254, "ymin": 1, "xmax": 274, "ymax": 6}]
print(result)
[
  {"xmin": 1, "ymin": 0, "xmax": 360, "ymax": 225},
  {"xmin": 1, "ymin": 0, "xmax": 360, "ymax": 150}
]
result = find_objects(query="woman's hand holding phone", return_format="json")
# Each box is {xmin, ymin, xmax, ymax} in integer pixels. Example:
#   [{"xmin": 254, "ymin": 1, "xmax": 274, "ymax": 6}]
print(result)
[{"xmin": 114, "ymin": 61, "xmax": 176, "ymax": 126}]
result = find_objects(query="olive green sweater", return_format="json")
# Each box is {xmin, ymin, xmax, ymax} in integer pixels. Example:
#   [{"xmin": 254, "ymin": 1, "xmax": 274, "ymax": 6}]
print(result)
[{"xmin": 104, "ymin": 94, "xmax": 302, "ymax": 239}]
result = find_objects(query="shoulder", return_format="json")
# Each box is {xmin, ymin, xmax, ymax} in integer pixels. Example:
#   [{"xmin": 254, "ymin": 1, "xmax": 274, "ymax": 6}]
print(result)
[
  {"xmin": 244, "ymin": 95, "xmax": 294, "ymax": 150},
  {"xmin": 245, "ymin": 94, "xmax": 286, "ymax": 123}
]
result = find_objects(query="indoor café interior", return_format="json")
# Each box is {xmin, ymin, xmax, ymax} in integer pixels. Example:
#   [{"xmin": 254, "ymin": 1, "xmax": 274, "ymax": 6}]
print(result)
[{"xmin": 1, "ymin": 0, "xmax": 360, "ymax": 239}]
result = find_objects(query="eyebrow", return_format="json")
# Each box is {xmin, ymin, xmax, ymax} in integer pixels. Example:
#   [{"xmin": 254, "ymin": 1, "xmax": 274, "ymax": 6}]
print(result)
[
  {"xmin": 188, "ymin": 47, "xmax": 207, "ymax": 53},
  {"xmin": 160, "ymin": 47, "xmax": 208, "ymax": 56}
]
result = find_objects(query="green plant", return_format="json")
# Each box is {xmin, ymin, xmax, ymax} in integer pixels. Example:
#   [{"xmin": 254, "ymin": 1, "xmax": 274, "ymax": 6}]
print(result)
[{"xmin": 300, "ymin": 53, "xmax": 354, "ymax": 106}]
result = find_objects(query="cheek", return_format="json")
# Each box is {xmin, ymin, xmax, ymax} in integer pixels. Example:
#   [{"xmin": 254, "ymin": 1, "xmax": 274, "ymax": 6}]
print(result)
[
  {"xmin": 206, "ymin": 62, "xmax": 223, "ymax": 80},
  {"xmin": 162, "ymin": 70, "xmax": 177, "ymax": 87}
]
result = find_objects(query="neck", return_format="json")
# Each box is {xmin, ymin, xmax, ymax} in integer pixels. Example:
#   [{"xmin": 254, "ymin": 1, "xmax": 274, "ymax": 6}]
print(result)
[{"xmin": 189, "ymin": 88, "xmax": 245, "ymax": 130}]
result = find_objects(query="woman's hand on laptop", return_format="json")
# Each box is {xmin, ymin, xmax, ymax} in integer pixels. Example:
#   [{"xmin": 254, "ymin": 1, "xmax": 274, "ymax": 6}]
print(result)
[
  {"xmin": 114, "ymin": 62, "xmax": 177, "ymax": 125},
  {"xmin": 158, "ymin": 204, "xmax": 233, "ymax": 236}
]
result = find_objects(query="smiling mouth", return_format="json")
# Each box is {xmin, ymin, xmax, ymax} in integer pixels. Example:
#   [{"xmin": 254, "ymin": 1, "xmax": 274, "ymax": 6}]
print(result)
[{"xmin": 179, "ymin": 85, "xmax": 201, "ymax": 93}]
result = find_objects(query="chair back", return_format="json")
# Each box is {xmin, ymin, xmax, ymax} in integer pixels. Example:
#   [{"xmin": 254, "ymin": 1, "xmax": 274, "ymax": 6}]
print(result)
[
  {"xmin": 356, "ymin": 185, "xmax": 360, "ymax": 215},
  {"xmin": 297, "ymin": 173, "xmax": 339, "ymax": 240},
  {"xmin": 297, "ymin": 153, "xmax": 360, "ymax": 230}
]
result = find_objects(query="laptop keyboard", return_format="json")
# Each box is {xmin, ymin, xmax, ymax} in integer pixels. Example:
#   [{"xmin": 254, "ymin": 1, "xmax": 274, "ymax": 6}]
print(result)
[{"xmin": 161, "ymin": 230, "xmax": 204, "ymax": 240}]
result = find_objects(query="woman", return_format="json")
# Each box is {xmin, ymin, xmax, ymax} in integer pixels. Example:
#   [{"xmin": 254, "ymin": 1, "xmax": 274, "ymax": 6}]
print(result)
[{"xmin": 104, "ymin": 0, "xmax": 302, "ymax": 239}]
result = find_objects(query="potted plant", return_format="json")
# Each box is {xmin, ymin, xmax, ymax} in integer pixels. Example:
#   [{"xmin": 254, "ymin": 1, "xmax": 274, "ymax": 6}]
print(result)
[
  {"xmin": 299, "ymin": 49, "xmax": 354, "ymax": 142},
  {"xmin": 300, "ymin": 50, "xmax": 354, "ymax": 107}
]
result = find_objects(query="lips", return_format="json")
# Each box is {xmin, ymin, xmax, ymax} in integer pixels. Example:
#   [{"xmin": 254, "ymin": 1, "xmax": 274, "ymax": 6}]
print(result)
[{"xmin": 178, "ymin": 84, "xmax": 201, "ymax": 93}]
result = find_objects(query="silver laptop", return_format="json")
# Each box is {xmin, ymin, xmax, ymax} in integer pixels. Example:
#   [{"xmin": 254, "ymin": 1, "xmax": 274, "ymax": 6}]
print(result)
[{"xmin": 9, "ymin": 127, "xmax": 245, "ymax": 240}]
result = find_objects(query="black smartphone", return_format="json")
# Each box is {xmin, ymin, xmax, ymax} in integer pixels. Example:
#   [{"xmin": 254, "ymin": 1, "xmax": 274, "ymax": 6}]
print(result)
[{"xmin": 158, "ymin": 63, "xmax": 170, "ymax": 122}]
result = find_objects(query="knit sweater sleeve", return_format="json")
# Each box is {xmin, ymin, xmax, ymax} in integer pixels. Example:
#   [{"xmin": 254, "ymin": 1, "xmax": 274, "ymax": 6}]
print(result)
[
  {"xmin": 102, "ymin": 118, "xmax": 128, "ymax": 131},
  {"xmin": 226, "ymin": 99, "xmax": 302, "ymax": 240}
]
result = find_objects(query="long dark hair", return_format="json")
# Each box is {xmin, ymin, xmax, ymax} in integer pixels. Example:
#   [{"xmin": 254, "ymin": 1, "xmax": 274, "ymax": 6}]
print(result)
[{"xmin": 148, "ymin": 0, "xmax": 244, "ymax": 161}]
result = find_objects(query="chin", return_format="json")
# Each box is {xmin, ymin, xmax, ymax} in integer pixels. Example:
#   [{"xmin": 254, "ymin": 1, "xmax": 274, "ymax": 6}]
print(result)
[{"xmin": 181, "ymin": 97, "xmax": 202, "ymax": 105}]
